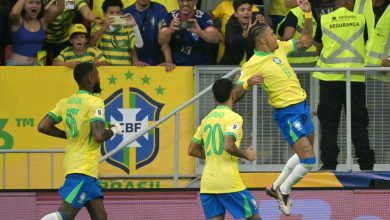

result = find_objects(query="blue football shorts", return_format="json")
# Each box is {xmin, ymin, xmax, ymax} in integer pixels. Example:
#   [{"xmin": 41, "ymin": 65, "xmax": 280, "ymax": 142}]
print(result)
[
  {"xmin": 273, "ymin": 100, "xmax": 314, "ymax": 146},
  {"xmin": 200, "ymin": 189, "xmax": 258, "ymax": 219},
  {"xmin": 59, "ymin": 173, "xmax": 103, "ymax": 209}
]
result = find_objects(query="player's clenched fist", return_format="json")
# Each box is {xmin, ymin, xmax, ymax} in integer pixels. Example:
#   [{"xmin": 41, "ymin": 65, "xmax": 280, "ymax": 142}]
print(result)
[
  {"xmin": 245, "ymin": 147, "xmax": 256, "ymax": 161},
  {"xmin": 110, "ymin": 122, "xmax": 123, "ymax": 135}
]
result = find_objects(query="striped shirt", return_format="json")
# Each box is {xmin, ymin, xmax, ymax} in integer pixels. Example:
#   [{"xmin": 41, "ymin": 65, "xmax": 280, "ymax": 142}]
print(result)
[
  {"xmin": 43, "ymin": 0, "xmax": 88, "ymax": 44},
  {"xmin": 93, "ymin": 25, "xmax": 136, "ymax": 65},
  {"xmin": 54, "ymin": 46, "xmax": 107, "ymax": 63}
]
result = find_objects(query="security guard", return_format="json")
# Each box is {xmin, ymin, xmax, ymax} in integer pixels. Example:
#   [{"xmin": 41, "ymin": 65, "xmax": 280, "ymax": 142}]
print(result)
[
  {"xmin": 354, "ymin": 0, "xmax": 390, "ymax": 81},
  {"xmin": 313, "ymin": 0, "xmax": 375, "ymax": 171},
  {"xmin": 277, "ymin": 5, "xmax": 319, "ymax": 66}
]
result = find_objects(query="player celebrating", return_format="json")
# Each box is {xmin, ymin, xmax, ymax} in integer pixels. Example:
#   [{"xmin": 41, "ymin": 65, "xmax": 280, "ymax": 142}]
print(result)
[
  {"xmin": 188, "ymin": 78, "xmax": 261, "ymax": 220},
  {"xmin": 38, "ymin": 63, "xmax": 122, "ymax": 220},
  {"xmin": 234, "ymin": 0, "xmax": 315, "ymax": 216}
]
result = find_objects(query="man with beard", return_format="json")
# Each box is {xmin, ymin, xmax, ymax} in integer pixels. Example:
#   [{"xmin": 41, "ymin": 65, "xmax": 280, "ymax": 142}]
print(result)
[{"xmin": 38, "ymin": 63, "xmax": 122, "ymax": 220}]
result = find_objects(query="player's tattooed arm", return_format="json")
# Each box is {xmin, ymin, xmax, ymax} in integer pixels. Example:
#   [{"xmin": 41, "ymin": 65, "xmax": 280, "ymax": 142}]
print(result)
[
  {"xmin": 233, "ymin": 85, "xmax": 248, "ymax": 103},
  {"xmin": 233, "ymin": 74, "xmax": 264, "ymax": 103},
  {"xmin": 223, "ymin": 135, "xmax": 256, "ymax": 161},
  {"xmin": 90, "ymin": 121, "xmax": 115, "ymax": 143},
  {"xmin": 296, "ymin": 0, "xmax": 313, "ymax": 51},
  {"xmin": 38, "ymin": 115, "xmax": 67, "ymax": 139}
]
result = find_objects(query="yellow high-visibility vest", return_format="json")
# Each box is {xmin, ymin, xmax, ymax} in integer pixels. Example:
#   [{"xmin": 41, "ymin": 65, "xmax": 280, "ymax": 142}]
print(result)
[
  {"xmin": 313, "ymin": 7, "xmax": 366, "ymax": 82},
  {"xmin": 354, "ymin": 0, "xmax": 390, "ymax": 66},
  {"xmin": 277, "ymin": 7, "xmax": 319, "ymax": 66},
  {"xmin": 353, "ymin": 0, "xmax": 375, "ymax": 38}
]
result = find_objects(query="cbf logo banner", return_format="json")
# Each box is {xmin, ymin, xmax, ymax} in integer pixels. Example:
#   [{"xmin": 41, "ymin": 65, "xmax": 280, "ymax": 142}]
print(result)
[
  {"xmin": 102, "ymin": 87, "xmax": 164, "ymax": 174},
  {"xmin": 0, "ymin": 66, "xmax": 195, "ymax": 189}
]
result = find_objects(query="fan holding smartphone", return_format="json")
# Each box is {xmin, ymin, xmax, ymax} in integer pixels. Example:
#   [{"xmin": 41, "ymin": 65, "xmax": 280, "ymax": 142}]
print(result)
[
  {"xmin": 108, "ymin": 13, "xmax": 137, "ymax": 26},
  {"xmin": 90, "ymin": 0, "xmax": 144, "ymax": 66}
]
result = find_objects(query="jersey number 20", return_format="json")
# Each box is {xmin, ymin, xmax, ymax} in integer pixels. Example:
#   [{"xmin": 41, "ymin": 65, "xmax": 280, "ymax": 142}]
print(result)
[{"xmin": 204, "ymin": 124, "xmax": 224, "ymax": 156}]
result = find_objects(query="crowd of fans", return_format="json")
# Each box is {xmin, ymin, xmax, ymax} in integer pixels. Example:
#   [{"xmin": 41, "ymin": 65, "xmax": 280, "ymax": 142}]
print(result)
[
  {"xmin": 0, "ymin": 0, "xmax": 294, "ymax": 67},
  {"xmin": 0, "ymin": 0, "xmax": 388, "ymax": 72}
]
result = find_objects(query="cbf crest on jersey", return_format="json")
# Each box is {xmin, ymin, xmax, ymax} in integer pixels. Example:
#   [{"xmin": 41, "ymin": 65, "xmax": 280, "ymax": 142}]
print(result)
[{"xmin": 101, "ymin": 88, "xmax": 164, "ymax": 174}]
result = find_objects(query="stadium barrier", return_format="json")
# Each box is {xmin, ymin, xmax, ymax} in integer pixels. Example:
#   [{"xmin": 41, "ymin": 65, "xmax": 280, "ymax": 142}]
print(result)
[{"xmin": 1, "ymin": 66, "xmax": 390, "ymax": 189}]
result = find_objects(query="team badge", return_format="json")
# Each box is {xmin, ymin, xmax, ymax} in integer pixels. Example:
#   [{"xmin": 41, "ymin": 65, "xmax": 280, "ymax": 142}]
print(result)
[
  {"xmin": 273, "ymin": 57, "xmax": 282, "ymax": 64},
  {"xmin": 101, "ymin": 88, "xmax": 164, "ymax": 174},
  {"xmin": 293, "ymin": 120, "xmax": 303, "ymax": 131},
  {"xmin": 78, "ymin": 192, "xmax": 86, "ymax": 204},
  {"xmin": 230, "ymin": 123, "xmax": 240, "ymax": 131}
]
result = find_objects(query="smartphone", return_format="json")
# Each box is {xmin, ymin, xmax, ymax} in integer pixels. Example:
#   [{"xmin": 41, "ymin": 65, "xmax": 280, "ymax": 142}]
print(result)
[
  {"xmin": 110, "ymin": 15, "xmax": 127, "ymax": 25},
  {"xmin": 179, "ymin": 20, "xmax": 188, "ymax": 29},
  {"xmin": 179, "ymin": 20, "xmax": 193, "ymax": 30},
  {"xmin": 65, "ymin": 0, "xmax": 75, "ymax": 10}
]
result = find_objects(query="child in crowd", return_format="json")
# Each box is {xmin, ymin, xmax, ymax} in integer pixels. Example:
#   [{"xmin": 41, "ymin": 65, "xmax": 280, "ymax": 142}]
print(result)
[
  {"xmin": 211, "ymin": 0, "xmax": 260, "ymax": 63},
  {"xmin": 219, "ymin": 0, "xmax": 266, "ymax": 65},
  {"xmin": 90, "ymin": 0, "xmax": 143, "ymax": 66},
  {"xmin": 53, "ymin": 23, "xmax": 109, "ymax": 68}
]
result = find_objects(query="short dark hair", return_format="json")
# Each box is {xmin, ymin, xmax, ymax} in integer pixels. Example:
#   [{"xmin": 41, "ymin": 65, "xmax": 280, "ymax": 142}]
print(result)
[
  {"xmin": 74, "ymin": 63, "xmax": 94, "ymax": 84},
  {"xmin": 233, "ymin": 0, "xmax": 253, "ymax": 11},
  {"xmin": 212, "ymin": 78, "xmax": 234, "ymax": 103},
  {"xmin": 249, "ymin": 22, "xmax": 269, "ymax": 49},
  {"xmin": 102, "ymin": 0, "xmax": 123, "ymax": 13}
]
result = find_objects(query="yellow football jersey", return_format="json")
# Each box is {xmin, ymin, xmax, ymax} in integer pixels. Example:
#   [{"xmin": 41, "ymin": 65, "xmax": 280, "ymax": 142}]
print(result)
[
  {"xmin": 238, "ymin": 39, "xmax": 306, "ymax": 108},
  {"xmin": 192, "ymin": 105, "xmax": 246, "ymax": 193},
  {"xmin": 48, "ymin": 90, "xmax": 105, "ymax": 178}
]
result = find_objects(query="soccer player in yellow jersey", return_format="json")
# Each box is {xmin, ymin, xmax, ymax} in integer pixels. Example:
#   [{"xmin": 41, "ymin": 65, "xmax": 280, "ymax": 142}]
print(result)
[
  {"xmin": 234, "ymin": 0, "xmax": 315, "ymax": 216},
  {"xmin": 188, "ymin": 78, "xmax": 261, "ymax": 220},
  {"xmin": 38, "ymin": 63, "xmax": 122, "ymax": 220}
]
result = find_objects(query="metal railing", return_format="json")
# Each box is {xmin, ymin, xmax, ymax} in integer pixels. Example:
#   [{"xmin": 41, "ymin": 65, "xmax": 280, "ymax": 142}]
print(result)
[
  {"xmin": 1, "ymin": 67, "xmax": 389, "ymax": 189},
  {"xmin": 0, "ymin": 149, "xmax": 65, "ymax": 189},
  {"xmin": 195, "ymin": 66, "xmax": 390, "ymax": 172}
]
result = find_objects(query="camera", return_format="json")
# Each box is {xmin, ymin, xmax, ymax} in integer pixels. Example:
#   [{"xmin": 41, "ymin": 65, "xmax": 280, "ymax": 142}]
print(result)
[{"xmin": 179, "ymin": 20, "xmax": 188, "ymax": 29}]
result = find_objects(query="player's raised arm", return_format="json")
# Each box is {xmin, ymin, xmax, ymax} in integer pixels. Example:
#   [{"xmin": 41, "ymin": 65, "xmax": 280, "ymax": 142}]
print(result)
[
  {"xmin": 296, "ymin": 0, "xmax": 313, "ymax": 51},
  {"xmin": 38, "ymin": 115, "xmax": 67, "ymax": 139}
]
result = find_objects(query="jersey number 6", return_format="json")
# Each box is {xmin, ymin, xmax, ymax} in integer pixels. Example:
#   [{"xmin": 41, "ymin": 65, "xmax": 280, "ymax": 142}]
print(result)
[{"xmin": 65, "ymin": 108, "xmax": 80, "ymax": 138}]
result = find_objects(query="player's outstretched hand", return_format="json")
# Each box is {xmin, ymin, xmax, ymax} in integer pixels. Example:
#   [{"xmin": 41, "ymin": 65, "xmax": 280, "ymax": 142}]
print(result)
[
  {"xmin": 248, "ymin": 74, "xmax": 264, "ymax": 87},
  {"xmin": 245, "ymin": 146, "xmax": 256, "ymax": 161},
  {"xmin": 298, "ymin": 0, "xmax": 311, "ymax": 13},
  {"xmin": 110, "ymin": 122, "xmax": 123, "ymax": 135}
]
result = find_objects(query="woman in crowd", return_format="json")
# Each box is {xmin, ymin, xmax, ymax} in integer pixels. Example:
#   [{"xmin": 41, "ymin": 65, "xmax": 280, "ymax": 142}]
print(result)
[{"xmin": 7, "ymin": 0, "xmax": 64, "ymax": 65}]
